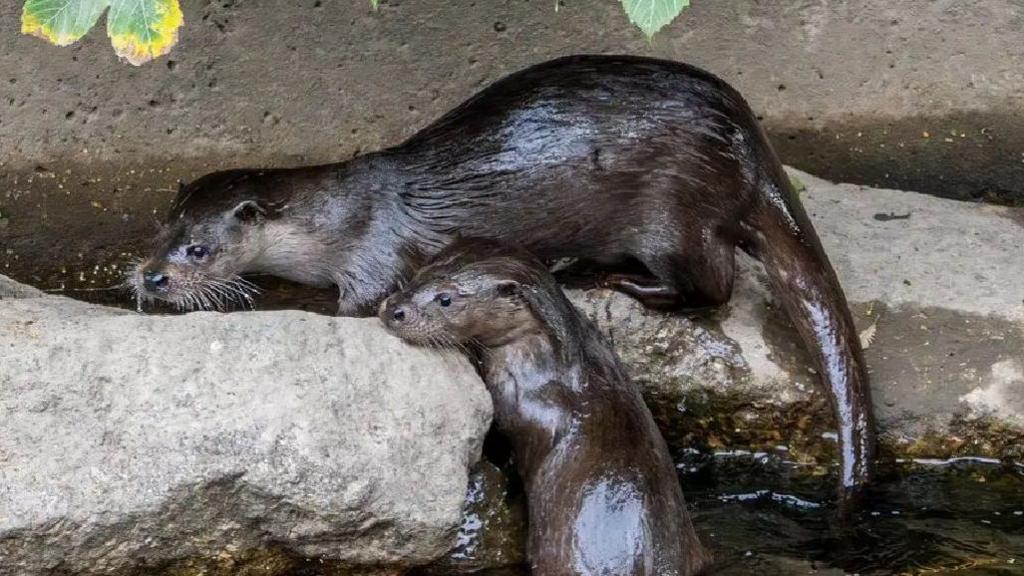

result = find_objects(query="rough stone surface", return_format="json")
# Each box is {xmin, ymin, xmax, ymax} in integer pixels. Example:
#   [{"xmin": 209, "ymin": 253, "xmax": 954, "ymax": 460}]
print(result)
[
  {"xmin": 0, "ymin": 275, "xmax": 41, "ymax": 299},
  {"xmin": 0, "ymin": 292, "xmax": 492, "ymax": 576},
  {"xmin": 420, "ymin": 462, "xmax": 527, "ymax": 575}
]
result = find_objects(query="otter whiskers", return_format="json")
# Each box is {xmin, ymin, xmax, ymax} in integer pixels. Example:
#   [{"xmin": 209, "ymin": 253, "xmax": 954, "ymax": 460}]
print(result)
[
  {"xmin": 174, "ymin": 276, "xmax": 261, "ymax": 312},
  {"xmin": 125, "ymin": 262, "xmax": 261, "ymax": 313}
]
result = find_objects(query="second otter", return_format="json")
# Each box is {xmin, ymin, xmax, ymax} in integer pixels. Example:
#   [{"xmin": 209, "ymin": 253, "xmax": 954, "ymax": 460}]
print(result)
[{"xmin": 380, "ymin": 240, "xmax": 711, "ymax": 576}]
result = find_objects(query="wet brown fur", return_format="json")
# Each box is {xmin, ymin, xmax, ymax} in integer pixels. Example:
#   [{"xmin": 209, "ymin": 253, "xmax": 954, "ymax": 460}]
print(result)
[{"xmin": 380, "ymin": 239, "xmax": 712, "ymax": 576}]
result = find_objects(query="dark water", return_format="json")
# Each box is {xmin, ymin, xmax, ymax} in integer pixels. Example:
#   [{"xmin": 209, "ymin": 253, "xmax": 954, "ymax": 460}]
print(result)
[
  {"xmin": 678, "ymin": 452, "xmax": 1024, "ymax": 575},
  {"xmin": 436, "ymin": 452, "xmax": 1024, "ymax": 576}
]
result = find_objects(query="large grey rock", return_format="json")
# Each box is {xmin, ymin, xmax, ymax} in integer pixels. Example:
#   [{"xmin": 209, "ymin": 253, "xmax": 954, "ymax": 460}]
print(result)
[
  {"xmin": 0, "ymin": 291, "xmax": 491, "ymax": 575},
  {"xmin": 0, "ymin": 275, "xmax": 41, "ymax": 299}
]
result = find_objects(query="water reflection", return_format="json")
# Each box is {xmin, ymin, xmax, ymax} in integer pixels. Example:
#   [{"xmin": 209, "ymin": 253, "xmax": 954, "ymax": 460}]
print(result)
[{"xmin": 684, "ymin": 452, "xmax": 1024, "ymax": 575}]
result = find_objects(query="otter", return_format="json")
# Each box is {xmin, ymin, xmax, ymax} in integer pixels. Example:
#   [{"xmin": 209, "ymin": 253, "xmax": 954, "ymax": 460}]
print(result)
[
  {"xmin": 379, "ymin": 239, "xmax": 712, "ymax": 576},
  {"xmin": 131, "ymin": 54, "xmax": 874, "ymax": 500}
]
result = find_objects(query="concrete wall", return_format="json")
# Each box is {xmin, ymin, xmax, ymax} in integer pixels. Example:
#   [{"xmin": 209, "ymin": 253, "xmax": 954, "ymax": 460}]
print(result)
[
  {"xmin": 1, "ymin": 0, "xmax": 1023, "ymax": 290},
  {"xmin": 1, "ymin": 0, "xmax": 1022, "ymax": 201}
]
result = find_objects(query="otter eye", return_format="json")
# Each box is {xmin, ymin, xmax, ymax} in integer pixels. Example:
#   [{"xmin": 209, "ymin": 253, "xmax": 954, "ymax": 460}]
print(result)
[
  {"xmin": 186, "ymin": 245, "xmax": 209, "ymax": 260},
  {"xmin": 436, "ymin": 293, "xmax": 452, "ymax": 307}
]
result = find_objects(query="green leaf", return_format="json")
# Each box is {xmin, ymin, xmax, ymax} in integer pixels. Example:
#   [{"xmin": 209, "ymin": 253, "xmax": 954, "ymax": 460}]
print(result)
[
  {"xmin": 370, "ymin": 0, "xmax": 378, "ymax": 9},
  {"xmin": 22, "ymin": 0, "xmax": 182, "ymax": 65},
  {"xmin": 22, "ymin": 0, "xmax": 109, "ymax": 46},
  {"xmin": 621, "ymin": 0, "xmax": 690, "ymax": 38}
]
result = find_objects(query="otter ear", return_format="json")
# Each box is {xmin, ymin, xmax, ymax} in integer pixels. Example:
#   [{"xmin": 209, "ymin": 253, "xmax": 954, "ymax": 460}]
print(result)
[
  {"xmin": 231, "ymin": 200, "xmax": 266, "ymax": 224},
  {"xmin": 496, "ymin": 281, "xmax": 520, "ymax": 298}
]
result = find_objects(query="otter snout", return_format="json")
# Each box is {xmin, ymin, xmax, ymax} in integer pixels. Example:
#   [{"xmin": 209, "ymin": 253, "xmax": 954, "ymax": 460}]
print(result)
[
  {"xmin": 142, "ymin": 270, "xmax": 170, "ymax": 293},
  {"xmin": 379, "ymin": 295, "xmax": 439, "ymax": 346},
  {"xmin": 378, "ymin": 296, "xmax": 411, "ymax": 329}
]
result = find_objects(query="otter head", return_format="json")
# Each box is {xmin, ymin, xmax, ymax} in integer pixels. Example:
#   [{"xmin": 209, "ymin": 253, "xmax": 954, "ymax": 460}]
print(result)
[
  {"xmin": 129, "ymin": 170, "xmax": 282, "ymax": 310},
  {"xmin": 379, "ymin": 242, "xmax": 546, "ymax": 349}
]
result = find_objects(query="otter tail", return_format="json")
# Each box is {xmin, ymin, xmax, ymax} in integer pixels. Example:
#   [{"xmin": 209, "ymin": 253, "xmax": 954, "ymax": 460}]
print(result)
[{"xmin": 743, "ymin": 160, "xmax": 876, "ymax": 502}]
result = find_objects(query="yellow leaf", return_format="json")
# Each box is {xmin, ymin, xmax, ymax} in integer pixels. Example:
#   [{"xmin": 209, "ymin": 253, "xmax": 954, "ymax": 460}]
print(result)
[{"xmin": 107, "ymin": 0, "xmax": 183, "ymax": 65}]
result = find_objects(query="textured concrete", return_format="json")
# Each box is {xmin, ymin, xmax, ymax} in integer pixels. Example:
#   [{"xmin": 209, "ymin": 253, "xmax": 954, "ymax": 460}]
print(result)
[
  {"xmin": 0, "ymin": 292, "xmax": 492, "ymax": 575},
  {"xmin": 0, "ymin": 1, "xmax": 1022, "ymax": 202}
]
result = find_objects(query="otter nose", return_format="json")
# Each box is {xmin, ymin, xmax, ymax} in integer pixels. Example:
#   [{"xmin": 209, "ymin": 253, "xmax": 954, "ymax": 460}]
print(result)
[{"xmin": 143, "ymin": 271, "xmax": 169, "ymax": 292}]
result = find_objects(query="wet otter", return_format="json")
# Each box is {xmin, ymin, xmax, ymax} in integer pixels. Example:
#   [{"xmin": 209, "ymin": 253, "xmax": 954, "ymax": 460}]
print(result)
[
  {"xmin": 132, "ymin": 54, "xmax": 874, "ymax": 499},
  {"xmin": 379, "ymin": 239, "xmax": 712, "ymax": 576}
]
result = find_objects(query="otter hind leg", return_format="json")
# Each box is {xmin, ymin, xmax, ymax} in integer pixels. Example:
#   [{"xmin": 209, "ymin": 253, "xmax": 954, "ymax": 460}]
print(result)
[
  {"xmin": 677, "ymin": 237, "xmax": 737, "ymax": 309},
  {"xmin": 606, "ymin": 235, "xmax": 736, "ymax": 314},
  {"xmin": 599, "ymin": 272, "xmax": 683, "ymax": 310}
]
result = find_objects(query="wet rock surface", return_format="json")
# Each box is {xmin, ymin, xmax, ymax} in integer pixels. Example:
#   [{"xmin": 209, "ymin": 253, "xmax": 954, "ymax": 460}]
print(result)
[
  {"xmin": 0, "ymin": 291, "xmax": 492, "ymax": 576},
  {"xmin": 415, "ymin": 461, "xmax": 527, "ymax": 575}
]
